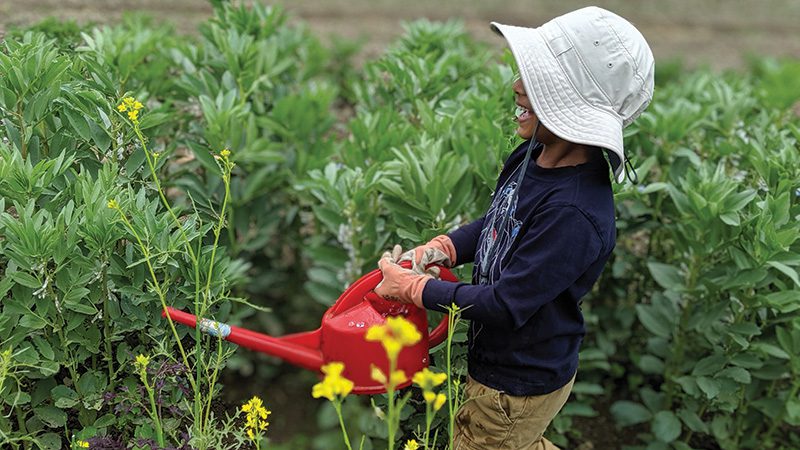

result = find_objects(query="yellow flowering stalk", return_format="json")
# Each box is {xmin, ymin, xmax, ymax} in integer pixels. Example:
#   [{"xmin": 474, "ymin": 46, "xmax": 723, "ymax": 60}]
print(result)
[
  {"xmin": 444, "ymin": 303, "xmax": 466, "ymax": 447},
  {"xmin": 412, "ymin": 368, "xmax": 448, "ymax": 449},
  {"xmin": 134, "ymin": 354, "xmax": 164, "ymax": 447},
  {"xmin": 241, "ymin": 396, "xmax": 271, "ymax": 450},
  {"xmin": 113, "ymin": 94, "xmax": 238, "ymax": 442},
  {"xmin": 312, "ymin": 362, "xmax": 354, "ymax": 450},
  {"xmin": 365, "ymin": 316, "xmax": 421, "ymax": 450}
]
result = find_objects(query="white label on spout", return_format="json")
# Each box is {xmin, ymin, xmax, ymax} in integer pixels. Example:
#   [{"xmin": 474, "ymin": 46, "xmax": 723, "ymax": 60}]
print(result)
[{"xmin": 198, "ymin": 318, "xmax": 231, "ymax": 338}]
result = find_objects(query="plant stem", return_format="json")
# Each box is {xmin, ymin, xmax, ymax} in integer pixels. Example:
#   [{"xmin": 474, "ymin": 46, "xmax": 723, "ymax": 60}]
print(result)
[
  {"xmin": 16, "ymin": 105, "xmax": 26, "ymax": 160},
  {"xmin": 664, "ymin": 255, "xmax": 699, "ymax": 406},
  {"xmin": 446, "ymin": 308, "xmax": 457, "ymax": 447},
  {"xmin": 203, "ymin": 333, "xmax": 225, "ymax": 432},
  {"xmin": 334, "ymin": 400, "xmax": 353, "ymax": 450},
  {"xmin": 143, "ymin": 374, "xmax": 165, "ymax": 447},
  {"xmin": 101, "ymin": 266, "xmax": 115, "ymax": 390},
  {"xmin": 132, "ymin": 125, "xmax": 208, "ymax": 442},
  {"xmin": 114, "ymin": 211, "xmax": 197, "ymax": 394},
  {"xmin": 423, "ymin": 403, "xmax": 433, "ymax": 449},
  {"xmin": 387, "ymin": 355, "xmax": 396, "ymax": 450},
  {"xmin": 763, "ymin": 379, "xmax": 799, "ymax": 443}
]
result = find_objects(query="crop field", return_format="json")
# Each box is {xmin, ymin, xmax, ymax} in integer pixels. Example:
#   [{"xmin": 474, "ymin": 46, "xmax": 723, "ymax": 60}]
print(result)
[{"xmin": 0, "ymin": 1, "xmax": 799, "ymax": 450}]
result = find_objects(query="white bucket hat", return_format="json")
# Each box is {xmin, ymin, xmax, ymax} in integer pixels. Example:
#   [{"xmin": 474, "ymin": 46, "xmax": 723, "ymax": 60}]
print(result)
[{"xmin": 491, "ymin": 6, "xmax": 655, "ymax": 183}]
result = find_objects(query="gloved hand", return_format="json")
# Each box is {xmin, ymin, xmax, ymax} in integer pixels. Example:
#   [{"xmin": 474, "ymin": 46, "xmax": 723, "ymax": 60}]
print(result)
[
  {"xmin": 375, "ymin": 245, "xmax": 433, "ymax": 308},
  {"xmin": 398, "ymin": 235, "xmax": 457, "ymax": 273}
]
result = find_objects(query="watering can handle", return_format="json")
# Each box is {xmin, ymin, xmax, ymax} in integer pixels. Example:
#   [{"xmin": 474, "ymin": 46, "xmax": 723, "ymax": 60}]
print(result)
[
  {"xmin": 420, "ymin": 264, "xmax": 458, "ymax": 347},
  {"xmin": 428, "ymin": 313, "xmax": 449, "ymax": 347},
  {"xmin": 369, "ymin": 260, "xmax": 458, "ymax": 348}
]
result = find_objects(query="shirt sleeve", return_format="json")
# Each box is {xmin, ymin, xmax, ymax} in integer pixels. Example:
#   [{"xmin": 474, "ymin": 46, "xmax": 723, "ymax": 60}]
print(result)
[
  {"xmin": 423, "ymin": 206, "xmax": 603, "ymax": 329},
  {"xmin": 446, "ymin": 216, "xmax": 485, "ymax": 266}
]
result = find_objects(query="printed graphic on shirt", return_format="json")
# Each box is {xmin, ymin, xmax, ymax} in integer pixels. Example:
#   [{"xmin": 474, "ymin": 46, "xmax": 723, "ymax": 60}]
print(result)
[{"xmin": 476, "ymin": 162, "xmax": 525, "ymax": 285}]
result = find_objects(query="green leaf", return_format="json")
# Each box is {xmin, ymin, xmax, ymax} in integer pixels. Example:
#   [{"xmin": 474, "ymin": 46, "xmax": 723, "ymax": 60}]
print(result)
[
  {"xmin": 561, "ymin": 402, "xmax": 597, "ymax": 417},
  {"xmin": 728, "ymin": 322, "xmax": 761, "ymax": 336},
  {"xmin": 640, "ymin": 182, "xmax": 668, "ymax": 194},
  {"xmin": 32, "ymin": 336, "xmax": 54, "ymax": 360},
  {"xmin": 94, "ymin": 413, "xmax": 116, "ymax": 428},
  {"xmin": 36, "ymin": 432, "xmax": 62, "ymax": 450},
  {"xmin": 711, "ymin": 415, "xmax": 732, "ymax": 440},
  {"xmin": 719, "ymin": 212, "xmax": 740, "ymax": 226},
  {"xmin": 34, "ymin": 405, "xmax": 67, "ymax": 428},
  {"xmin": 52, "ymin": 385, "xmax": 79, "ymax": 409},
  {"xmin": 718, "ymin": 367, "xmax": 751, "ymax": 384},
  {"xmin": 638, "ymin": 355, "xmax": 665, "ymax": 374},
  {"xmin": 767, "ymin": 261, "xmax": 800, "ymax": 287},
  {"xmin": 678, "ymin": 408, "xmax": 709, "ymax": 433},
  {"xmin": 730, "ymin": 353, "xmax": 763, "ymax": 369},
  {"xmin": 19, "ymin": 315, "xmax": 48, "ymax": 330},
  {"xmin": 696, "ymin": 376, "xmax": 721, "ymax": 399},
  {"xmin": 692, "ymin": 354, "xmax": 726, "ymax": 376},
  {"xmin": 610, "ymin": 401, "xmax": 652, "ymax": 427},
  {"xmin": 636, "ymin": 304, "xmax": 672, "ymax": 338},
  {"xmin": 63, "ymin": 109, "xmax": 93, "ymax": 142},
  {"xmin": 652, "ymin": 410, "xmax": 682, "ymax": 442},
  {"xmin": 752, "ymin": 342, "xmax": 790, "ymax": 359},
  {"xmin": 647, "ymin": 262, "xmax": 683, "ymax": 290},
  {"xmin": 571, "ymin": 382, "xmax": 604, "ymax": 395},
  {"xmin": 10, "ymin": 271, "xmax": 41, "ymax": 288}
]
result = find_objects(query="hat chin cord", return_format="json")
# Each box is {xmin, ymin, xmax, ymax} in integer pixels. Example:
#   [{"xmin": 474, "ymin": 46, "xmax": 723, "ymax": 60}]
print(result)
[
  {"xmin": 624, "ymin": 156, "xmax": 639, "ymax": 184},
  {"xmin": 479, "ymin": 121, "xmax": 541, "ymax": 284}
]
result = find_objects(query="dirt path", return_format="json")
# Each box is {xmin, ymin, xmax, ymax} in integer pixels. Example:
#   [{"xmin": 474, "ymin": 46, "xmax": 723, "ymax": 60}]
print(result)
[{"xmin": 2, "ymin": 0, "xmax": 800, "ymax": 69}]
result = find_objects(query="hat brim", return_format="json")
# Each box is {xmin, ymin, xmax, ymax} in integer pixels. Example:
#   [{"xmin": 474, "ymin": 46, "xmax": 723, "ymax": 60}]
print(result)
[{"xmin": 491, "ymin": 22, "xmax": 626, "ymax": 183}]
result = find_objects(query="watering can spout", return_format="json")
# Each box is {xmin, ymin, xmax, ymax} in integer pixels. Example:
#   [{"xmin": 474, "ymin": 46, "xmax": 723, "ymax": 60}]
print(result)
[
  {"xmin": 161, "ymin": 307, "xmax": 324, "ymax": 372},
  {"xmin": 161, "ymin": 264, "xmax": 457, "ymax": 394}
]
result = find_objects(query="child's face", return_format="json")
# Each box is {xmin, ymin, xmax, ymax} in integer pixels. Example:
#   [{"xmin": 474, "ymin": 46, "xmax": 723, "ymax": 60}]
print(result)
[
  {"xmin": 512, "ymin": 77, "xmax": 560, "ymax": 145},
  {"xmin": 513, "ymin": 77, "xmax": 538, "ymax": 140}
]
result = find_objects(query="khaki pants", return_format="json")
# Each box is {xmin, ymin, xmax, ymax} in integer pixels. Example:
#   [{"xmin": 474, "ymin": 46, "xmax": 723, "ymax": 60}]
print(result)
[{"xmin": 453, "ymin": 374, "xmax": 575, "ymax": 450}]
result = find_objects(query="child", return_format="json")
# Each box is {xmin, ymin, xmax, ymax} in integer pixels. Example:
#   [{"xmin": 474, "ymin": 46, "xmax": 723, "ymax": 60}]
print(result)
[{"xmin": 375, "ymin": 7, "xmax": 654, "ymax": 449}]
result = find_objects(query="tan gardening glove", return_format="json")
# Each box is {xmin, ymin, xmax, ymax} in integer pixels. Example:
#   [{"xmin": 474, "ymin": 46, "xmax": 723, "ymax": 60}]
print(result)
[
  {"xmin": 398, "ymin": 235, "xmax": 457, "ymax": 274},
  {"xmin": 375, "ymin": 245, "xmax": 434, "ymax": 308}
]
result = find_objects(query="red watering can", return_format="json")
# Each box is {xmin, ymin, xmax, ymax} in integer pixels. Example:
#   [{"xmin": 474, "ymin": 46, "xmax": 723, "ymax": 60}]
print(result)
[{"xmin": 162, "ymin": 263, "xmax": 457, "ymax": 394}]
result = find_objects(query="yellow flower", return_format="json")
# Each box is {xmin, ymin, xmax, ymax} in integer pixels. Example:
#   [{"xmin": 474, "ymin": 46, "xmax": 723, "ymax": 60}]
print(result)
[
  {"xmin": 412, "ymin": 368, "xmax": 447, "ymax": 392},
  {"xmin": 371, "ymin": 365, "xmax": 387, "ymax": 385},
  {"xmin": 76, "ymin": 440, "xmax": 89, "ymax": 448},
  {"xmin": 127, "ymin": 109, "xmax": 139, "ymax": 123},
  {"xmin": 390, "ymin": 369, "xmax": 407, "ymax": 386},
  {"xmin": 404, "ymin": 439, "xmax": 420, "ymax": 450},
  {"xmin": 433, "ymin": 392, "xmax": 446, "ymax": 411},
  {"xmin": 312, "ymin": 362, "xmax": 354, "ymax": 401},
  {"xmin": 370, "ymin": 365, "xmax": 408, "ymax": 388},
  {"xmin": 220, "ymin": 148, "xmax": 231, "ymax": 158},
  {"xmin": 365, "ymin": 316, "xmax": 422, "ymax": 360},
  {"xmin": 134, "ymin": 354, "xmax": 149, "ymax": 371},
  {"xmin": 241, "ymin": 396, "xmax": 271, "ymax": 443},
  {"xmin": 423, "ymin": 391, "xmax": 436, "ymax": 403},
  {"xmin": 106, "ymin": 199, "xmax": 118, "ymax": 209},
  {"xmin": 117, "ymin": 97, "xmax": 144, "ymax": 124}
]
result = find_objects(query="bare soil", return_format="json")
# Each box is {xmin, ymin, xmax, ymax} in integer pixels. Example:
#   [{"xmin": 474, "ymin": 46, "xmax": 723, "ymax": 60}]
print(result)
[{"xmin": 2, "ymin": 0, "xmax": 800, "ymax": 70}]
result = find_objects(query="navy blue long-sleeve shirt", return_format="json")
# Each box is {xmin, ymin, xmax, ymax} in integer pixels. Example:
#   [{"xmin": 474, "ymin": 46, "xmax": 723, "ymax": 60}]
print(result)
[{"xmin": 422, "ymin": 140, "xmax": 616, "ymax": 396}]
